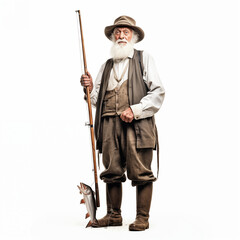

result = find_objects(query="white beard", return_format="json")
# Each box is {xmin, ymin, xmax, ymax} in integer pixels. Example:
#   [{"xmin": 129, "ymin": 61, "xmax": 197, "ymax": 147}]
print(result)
[{"xmin": 110, "ymin": 39, "xmax": 134, "ymax": 60}]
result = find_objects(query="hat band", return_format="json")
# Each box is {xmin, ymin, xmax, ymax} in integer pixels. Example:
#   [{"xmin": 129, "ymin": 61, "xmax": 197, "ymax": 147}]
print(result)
[{"xmin": 114, "ymin": 20, "xmax": 134, "ymax": 26}]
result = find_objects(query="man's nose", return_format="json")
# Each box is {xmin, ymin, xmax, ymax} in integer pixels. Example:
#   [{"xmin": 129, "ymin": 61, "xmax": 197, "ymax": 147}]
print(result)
[{"xmin": 119, "ymin": 31, "xmax": 125, "ymax": 39}]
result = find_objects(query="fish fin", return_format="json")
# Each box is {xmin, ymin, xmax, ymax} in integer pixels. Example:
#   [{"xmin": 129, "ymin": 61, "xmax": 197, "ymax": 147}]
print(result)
[
  {"xmin": 86, "ymin": 220, "xmax": 92, "ymax": 228},
  {"xmin": 80, "ymin": 199, "xmax": 85, "ymax": 204},
  {"xmin": 85, "ymin": 212, "xmax": 90, "ymax": 219}
]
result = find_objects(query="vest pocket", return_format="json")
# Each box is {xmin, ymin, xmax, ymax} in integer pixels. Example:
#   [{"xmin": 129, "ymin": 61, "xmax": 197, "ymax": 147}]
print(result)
[{"xmin": 135, "ymin": 117, "xmax": 156, "ymax": 149}]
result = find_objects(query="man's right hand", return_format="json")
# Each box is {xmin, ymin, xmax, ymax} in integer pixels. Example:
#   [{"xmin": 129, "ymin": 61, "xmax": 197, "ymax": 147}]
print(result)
[{"xmin": 80, "ymin": 71, "xmax": 93, "ymax": 93}]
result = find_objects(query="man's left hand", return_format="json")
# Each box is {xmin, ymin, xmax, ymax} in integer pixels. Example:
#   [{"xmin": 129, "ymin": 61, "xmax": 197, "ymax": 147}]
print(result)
[{"xmin": 120, "ymin": 107, "xmax": 134, "ymax": 123}]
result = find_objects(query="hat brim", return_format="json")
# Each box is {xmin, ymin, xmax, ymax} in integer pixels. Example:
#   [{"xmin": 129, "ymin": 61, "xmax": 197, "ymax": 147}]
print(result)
[{"xmin": 104, "ymin": 24, "xmax": 144, "ymax": 43}]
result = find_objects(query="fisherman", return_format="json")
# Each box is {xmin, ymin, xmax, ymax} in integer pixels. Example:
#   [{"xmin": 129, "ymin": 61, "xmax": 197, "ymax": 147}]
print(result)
[{"xmin": 80, "ymin": 15, "xmax": 165, "ymax": 231}]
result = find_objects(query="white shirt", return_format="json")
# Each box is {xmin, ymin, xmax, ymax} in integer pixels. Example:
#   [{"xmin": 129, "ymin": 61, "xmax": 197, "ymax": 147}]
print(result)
[{"xmin": 90, "ymin": 49, "xmax": 165, "ymax": 120}]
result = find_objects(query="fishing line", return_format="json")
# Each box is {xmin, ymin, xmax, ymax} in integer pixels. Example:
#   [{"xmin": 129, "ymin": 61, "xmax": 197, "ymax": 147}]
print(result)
[
  {"xmin": 76, "ymin": 10, "xmax": 100, "ymax": 208},
  {"xmin": 75, "ymin": 12, "xmax": 84, "ymax": 75},
  {"xmin": 76, "ymin": 11, "xmax": 92, "ymax": 142}
]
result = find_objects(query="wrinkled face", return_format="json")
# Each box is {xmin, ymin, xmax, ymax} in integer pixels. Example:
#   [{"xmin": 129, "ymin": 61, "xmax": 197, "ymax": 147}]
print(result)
[{"xmin": 113, "ymin": 27, "xmax": 133, "ymax": 45}]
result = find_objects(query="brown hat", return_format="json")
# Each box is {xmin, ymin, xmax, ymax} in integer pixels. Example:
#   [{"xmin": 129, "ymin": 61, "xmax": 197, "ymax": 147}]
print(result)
[{"xmin": 104, "ymin": 15, "xmax": 144, "ymax": 43}]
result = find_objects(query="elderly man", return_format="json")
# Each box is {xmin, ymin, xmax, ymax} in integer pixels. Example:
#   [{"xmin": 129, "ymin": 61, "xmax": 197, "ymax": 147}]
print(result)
[{"xmin": 80, "ymin": 16, "xmax": 165, "ymax": 231}]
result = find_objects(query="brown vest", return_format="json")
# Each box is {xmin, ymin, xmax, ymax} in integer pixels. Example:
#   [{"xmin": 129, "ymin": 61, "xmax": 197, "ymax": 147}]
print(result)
[
  {"xmin": 95, "ymin": 49, "xmax": 157, "ymax": 153},
  {"xmin": 102, "ymin": 80, "xmax": 129, "ymax": 117}
]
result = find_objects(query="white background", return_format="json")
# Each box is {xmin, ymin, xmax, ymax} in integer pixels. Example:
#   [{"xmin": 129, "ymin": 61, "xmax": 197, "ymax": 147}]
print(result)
[{"xmin": 0, "ymin": 0, "xmax": 239, "ymax": 239}]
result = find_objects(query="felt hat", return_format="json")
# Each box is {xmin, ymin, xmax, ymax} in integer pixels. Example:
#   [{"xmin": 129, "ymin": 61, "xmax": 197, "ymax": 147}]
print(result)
[{"xmin": 104, "ymin": 15, "xmax": 144, "ymax": 43}]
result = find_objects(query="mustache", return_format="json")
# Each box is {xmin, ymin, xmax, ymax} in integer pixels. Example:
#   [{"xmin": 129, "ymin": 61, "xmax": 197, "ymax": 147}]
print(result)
[{"xmin": 116, "ymin": 39, "xmax": 128, "ymax": 44}]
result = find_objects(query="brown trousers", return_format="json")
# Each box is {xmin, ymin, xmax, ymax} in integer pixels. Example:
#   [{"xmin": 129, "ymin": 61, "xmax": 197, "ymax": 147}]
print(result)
[{"xmin": 100, "ymin": 116, "xmax": 156, "ymax": 186}]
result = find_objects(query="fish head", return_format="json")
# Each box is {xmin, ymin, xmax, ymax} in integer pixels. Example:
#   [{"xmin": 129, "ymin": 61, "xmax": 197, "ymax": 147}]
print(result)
[{"xmin": 77, "ymin": 182, "xmax": 91, "ymax": 195}]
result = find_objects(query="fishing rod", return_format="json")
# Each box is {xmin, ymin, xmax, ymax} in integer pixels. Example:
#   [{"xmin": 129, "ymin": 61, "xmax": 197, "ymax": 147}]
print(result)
[{"xmin": 76, "ymin": 10, "xmax": 100, "ymax": 208}]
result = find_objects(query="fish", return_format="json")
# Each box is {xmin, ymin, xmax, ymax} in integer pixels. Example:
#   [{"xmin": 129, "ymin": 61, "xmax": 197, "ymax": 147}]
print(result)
[{"xmin": 77, "ymin": 182, "xmax": 98, "ymax": 228}]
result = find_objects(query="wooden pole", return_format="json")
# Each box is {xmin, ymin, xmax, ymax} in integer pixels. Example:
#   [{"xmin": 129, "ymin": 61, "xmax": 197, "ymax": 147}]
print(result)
[{"xmin": 76, "ymin": 10, "xmax": 100, "ymax": 208}]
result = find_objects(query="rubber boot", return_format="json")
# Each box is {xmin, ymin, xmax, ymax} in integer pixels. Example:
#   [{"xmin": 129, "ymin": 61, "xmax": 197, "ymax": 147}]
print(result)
[
  {"xmin": 129, "ymin": 182, "xmax": 153, "ymax": 231},
  {"xmin": 92, "ymin": 182, "xmax": 122, "ymax": 227}
]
